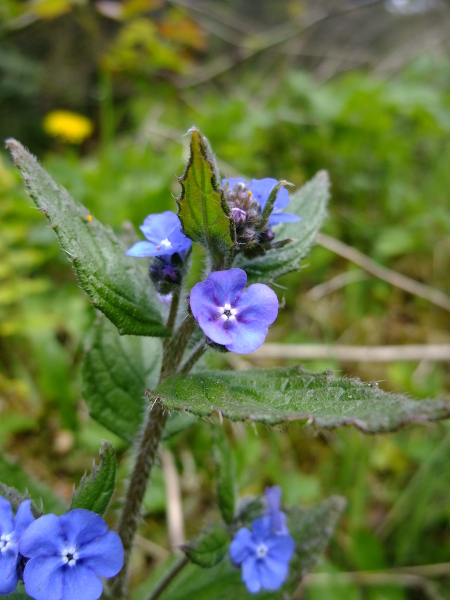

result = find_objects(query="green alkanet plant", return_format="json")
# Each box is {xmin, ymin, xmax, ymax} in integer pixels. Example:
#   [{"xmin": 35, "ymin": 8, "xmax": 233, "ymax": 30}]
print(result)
[{"xmin": 3, "ymin": 127, "xmax": 450, "ymax": 600}]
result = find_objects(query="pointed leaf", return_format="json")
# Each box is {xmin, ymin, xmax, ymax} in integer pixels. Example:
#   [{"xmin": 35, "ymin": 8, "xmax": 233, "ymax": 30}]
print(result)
[
  {"xmin": 147, "ymin": 496, "xmax": 345, "ymax": 600},
  {"xmin": 69, "ymin": 441, "xmax": 116, "ymax": 515},
  {"xmin": 181, "ymin": 523, "xmax": 229, "ymax": 568},
  {"xmin": 236, "ymin": 171, "xmax": 329, "ymax": 284},
  {"xmin": 156, "ymin": 366, "xmax": 450, "ymax": 433},
  {"xmin": 6, "ymin": 139, "xmax": 168, "ymax": 337},
  {"xmin": 177, "ymin": 128, "xmax": 235, "ymax": 265},
  {"xmin": 213, "ymin": 427, "xmax": 236, "ymax": 524},
  {"xmin": 82, "ymin": 316, "xmax": 162, "ymax": 442}
]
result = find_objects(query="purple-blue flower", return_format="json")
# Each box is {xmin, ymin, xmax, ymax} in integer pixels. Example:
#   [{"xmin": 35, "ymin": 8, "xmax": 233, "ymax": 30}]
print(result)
[
  {"xmin": 19, "ymin": 509, "xmax": 124, "ymax": 600},
  {"xmin": 230, "ymin": 515, "xmax": 295, "ymax": 594},
  {"xmin": 126, "ymin": 211, "xmax": 192, "ymax": 259},
  {"xmin": 0, "ymin": 496, "xmax": 34, "ymax": 594},
  {"xmin": 190, "ymin": 268, "xmax": 278, "ymax": 354},
  {"xmin": 265, "ymin": 487, "xmax": 288, "ymax": 535},
  {"xmin": 223, "ymin": 178, "xmax": 301, "ymax": 226}
]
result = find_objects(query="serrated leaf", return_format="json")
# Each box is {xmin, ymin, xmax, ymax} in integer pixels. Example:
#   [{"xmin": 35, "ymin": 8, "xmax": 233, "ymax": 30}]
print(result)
[
  {"xmin": 181, "ymin": 523, "xmax": 229, "ymax": 568},
  {"xmin": 6, "ymin": 139, "xmax": 168, "ymax": 337},
  {"xmin": 213, "ymin": 427, "xmax": 236, "ymax": 524},
  {"xmin": 236, "ymin": 171, "xmax": 329, "ymax": 284},
  {"xmin": 69, "ymin": 441, "xmax": 116, "ymax": 515},
  {"xmin": 157, "ymin": 366, "xmax": 450, "ymax": 433},
  {"xmin": 82, "ymin": 316, "xmax": 162, "ymax": 442},
  {"xmin": 0, "ymin": 455, "xmax": 65, "ymax": 515},
  {"xmin": 153, "ymin": 496, "xmax": 345, "ymax": 600},
  {"xmin": 0, "ymin": 482, "xmax": 41, "ymax": 518},
  {"xmin": 177, "ymin": 128, "xmax": 235, "ymax": 266}
]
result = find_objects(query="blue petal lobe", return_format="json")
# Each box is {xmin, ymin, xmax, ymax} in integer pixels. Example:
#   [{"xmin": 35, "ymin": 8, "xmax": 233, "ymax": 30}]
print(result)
[
  {"xmin": 125, "ymin": 241, "xmax": 158, "ymax": 257},
  {"xmin": 19, "ymin": 514, "xmax": 63, "ymax": 558},
  {"xmin": 259, "ymin": 555, "xmax": 289, "ymax": 590},
  {"xmin": 14, "ymin": 500, "xmax": 35, "ymax": 537},
  {"xmin": 206, "ymin": 269, "xmax": 247, "ymax": 306},
  {"xmin": 267, "ymin": 534, "xmax": 295, "ymax": 562},
  {"xmin": 235, "ymin": 284, "xmax": 278, "ymax": 325},
  {"xmin": 140, "ymin": 211, "xmax": 180, "ymax": 243},
  {"xmin": 59, "ymin": 565, "xmax": 103, "ymax": 600},
  {"xmin": 0, "ymin": 497, "xmax": 13, "ymax": 534},
  {"xmin": 190, "ymin": 280, "xmax": 218, "ymax": 321},
  {"xmin": 251, "ymin": 517, "xmax": 272, "ymax": 543},
  {"xmin": 225, "ymin": 320, "xmax": 268, "ymax": 354},
  {"xmin": 242, "ymin": 556, "xmax": 261, "ymax": 594},
  {"xmin": 0, "ymin": 551, "xmax": 19, "ymax": 594},
  {"xmin": 198, "ymin": 313, "xmax": 233, "ymax": 346},
  {"xmin": 23, "ymin": 556, "xmax": 65, "ymax": 600},
  {"xmin": 269, "ymin": 212, "xmax": 301, "ymax": 226},
  {"xmin": 248, "ymin": 179, "xmax": 278, "ymax": 212},
  {"xmin": 229, "ymin": 528, "xmax": 254, "ymax": 565},
  {"xmin": 77, "ymin": 531, "xmax": 124, "ymax": 577},
  {"xmin": 60, "ymin": 510, "xmax": 108, "ymax": 548}
]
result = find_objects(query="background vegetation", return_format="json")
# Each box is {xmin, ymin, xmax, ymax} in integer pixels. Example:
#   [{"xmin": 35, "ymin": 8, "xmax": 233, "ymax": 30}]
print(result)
[{"xmin": 1, "ymin": 0, "xmax": 450, "ymax": 598}]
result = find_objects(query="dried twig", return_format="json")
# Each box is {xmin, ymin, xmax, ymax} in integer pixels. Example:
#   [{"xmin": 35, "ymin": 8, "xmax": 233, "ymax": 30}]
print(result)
[{"xmin": 161, "ymin": 449, "xmax": 185, "ymax": 552}]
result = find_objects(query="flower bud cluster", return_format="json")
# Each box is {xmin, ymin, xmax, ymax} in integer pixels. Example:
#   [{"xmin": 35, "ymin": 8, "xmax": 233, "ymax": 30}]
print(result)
[{"xmin": 0, "ymin": 495, "xmax": 123, "ymax": 600}]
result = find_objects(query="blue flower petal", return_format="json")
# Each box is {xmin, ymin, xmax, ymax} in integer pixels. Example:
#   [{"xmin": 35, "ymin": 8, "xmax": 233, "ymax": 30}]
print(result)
[
  {"xmin": 241, "ymin": 555, "xmax": 261, "ymax": 594},
  {"xmin": 225, "ymin": 319, "xmax": 268, "ymax": 354},
  {"xmin": 206, "ymin": 269, "xmax": 247, "ymax": 306},
  {"xmin": 0, "ymin": 496, "xmax": 13, "ymax": 533},
  {"xmin": 269, "ymin": 212, "xmax": 301, "ymax": 226},
  {"xmin": 267, "ymin": 534, "xmax": 295, "ymax": 562},
  {"xmin": 19, "ymin": 514, "xmax": 63, "ymax": 558},
  {"xmin": 77, "ymin": 530, "xmax": 124, "ymax": 577},
  {"xmin": 60, "ymin": 510, "xmax": 108, "ymax": 548},
  {"xmin": 126, "ymin": 240, "xmax": 160, "ymax": 257},
  {"xmin": 229, "ymin": 528, "xmax": 254, "ymax": 566},
  {"xmin": 139, "ymin": 211, "xmax": 180, "ymax": 243},
  {"xmin": 248, "ymin": 179, "xmax": 278, "ymax": 212},
  {"xmin": 250, "ymin": 517, "xmax": 272, "ymax": 543},
  {"xmin": 13, "ymin": 500, "xmax": 35, "ymax": 537},
  {"xmin": 0, "ymin": 551, "xmax": 19, "ymax": 594},
  {"xmin": 258, "ymin": 554, "xmax": 289, "ymax": 590},
  {"xmin": 23, "ymin": 556, "xmax": 65, "ymax": 600},
  {"xmin": 234, "ymin": 283, "xmax": 278, "ymax": 325},
  {"xmin": 190, "ymin": 280, "xmax": 218, "ymax": 321},
  {"xmin": 198, "ymin": 312, "xmax": 233, "ymax": 346},
  {"xmin": 58, "ymin": 564, "xmax": 103, "ymax": 600}
]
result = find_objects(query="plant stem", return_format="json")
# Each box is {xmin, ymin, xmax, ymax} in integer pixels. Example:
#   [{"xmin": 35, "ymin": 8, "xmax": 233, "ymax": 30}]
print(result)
[
  {"xmin": 178, "ymin": 340, "xmax": 207, "ymax": 374},
  {"xmin": 146, "ymin": 556, "xmax": 189, "ymax": 600},
  {"xmin": 112, "ymin": 294, "xmax": 197, "ymax": 598}
]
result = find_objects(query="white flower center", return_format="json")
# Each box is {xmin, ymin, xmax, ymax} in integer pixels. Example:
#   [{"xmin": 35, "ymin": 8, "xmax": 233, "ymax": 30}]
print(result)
[
  {"xmin": 256, "ymin": 543, "xmax": 268, "ymax": 559},
  {"xmin": 218, "ymin": 302, "xmax": 238, "ymax": 322},
  {"xmin": 157, "ymin": 238, "xmax": 172, "ymax": 251},
  {"xmin": 0, "ymin": 532, "xmax": 14, "ymax": 553},
  {"xmin": 61, "ymin": 547, "xmax": 79, "ymax": 567}
]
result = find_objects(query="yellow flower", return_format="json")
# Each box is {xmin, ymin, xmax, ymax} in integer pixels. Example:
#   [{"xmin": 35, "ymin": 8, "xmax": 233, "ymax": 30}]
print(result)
[{"xmin": 43, "ymin": 110, "xmax": 93, "ymax": 144}]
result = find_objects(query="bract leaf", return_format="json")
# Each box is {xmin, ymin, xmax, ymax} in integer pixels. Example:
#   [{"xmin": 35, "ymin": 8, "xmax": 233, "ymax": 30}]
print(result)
[
  {"xmin": 69, "ymin": 441, "xmax": 116, "ymax": 516},
  {"xmin": 82, "ymin": 316, "xmax": 162, "ymax": 442},
  {"xmin": 236, "ymin": 171, "xmax": 329, "ymax": 284},
  {"xmin": 181, "ymin": 523, "xmax": 229, "ymax": 568},
  {"xmin": 157, "ymin": 366, "xmax": 450, "ymax": 433},
  {"xmin": 6, "ymin": 139, "xmax": 168, "ymax": 337},
  {"xmin": 177, "ymin": 128, "xmax": 235, "ymax": 266}
]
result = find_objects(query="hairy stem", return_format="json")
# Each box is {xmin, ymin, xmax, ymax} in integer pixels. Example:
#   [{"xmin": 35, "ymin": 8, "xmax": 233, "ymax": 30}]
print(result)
[
  {"xmin": 161, "ymin": 315, "xmax": 197, "ymax": 379},
  {"xmin": 146, "ymin": 556, "xmax": 189, "ymax": 600},
  {"xmin": 165, "ymin": 289, "xmax": 181, "ymax": 333},
  {"xmin": 178, "ymin": 340, "xmax": 207, "ymax": 374}
]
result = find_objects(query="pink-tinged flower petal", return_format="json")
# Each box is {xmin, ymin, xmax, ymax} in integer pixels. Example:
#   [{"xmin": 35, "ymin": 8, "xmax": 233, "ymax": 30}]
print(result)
[
  {"xmin": 13, "ymin": 500, "xmax": 35, "ymax": 537},
  {"xmin": 198, "ymin": 313, "xmax": 233, "ymax": 346},
  {"xmin": 190, "ymin": 280, "xmax": 219, "ymax": 321},
  {"xmin": 0, "ymin": 551, "xmax": 19, "ymax": 594},
  {"xmin": 77, "ymin": 531, "xmax": 124, "ymax": 577},
  {"xmin": 225, "ymin": 320, "xmax": 268, "ymax": 354},
  {"xmin": 235, "ymin": 284, "xmax": 278, "ymax": 325},
  {"xmin": 0, "ymin": 496, "xmax": 13, "ymax": 533},
  {"xmin": 19, "ymin": 514, "xmax": 64, "ymax": 558},
  {"xmin": 229, "ymin": 528, "xmax": 254, "ymax": 565},
  {"xmin": 241, "ymin": 555, "xmax": 261, "ymax": 594},
  {"xmin": 60, "ymin": 510, "xmax": 108, "ymax": 548},
  {"xmin": 206, "ymin": 269, "xmax": 247, "ymax": 306},
  {"xmin": 59, "ymin": 564, "xmax": 103, "ymax": 600},
  {"xmin": 23, "ymin": 556, "xmax": 65, "ymax": 600}
]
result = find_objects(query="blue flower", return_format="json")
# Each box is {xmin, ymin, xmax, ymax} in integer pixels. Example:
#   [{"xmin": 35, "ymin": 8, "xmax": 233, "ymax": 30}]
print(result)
[
  {"xmin": 190, "ymin": 268, "xmax": 278, "ymax": 354},
  {"xmin": 223, "ymin": 178, "xmax": 301, "ymax": 226},
  {"xmin": 264, "ymin": 486, "xmax": 288, "ymax": 535},
  {"xmin": 126, "ymin": 211, "xmax": 192, "ymax": 259},
  {"xmin": 0, "ymin": 496, "xmax": 34, "ymax": 594},
  {"xmin": 19, "ymin": 509, "xmax": 124, "ymax": 600},
  {"xmin": 230, "ymin": 515, "xmax": 295, "ymax": 594}
]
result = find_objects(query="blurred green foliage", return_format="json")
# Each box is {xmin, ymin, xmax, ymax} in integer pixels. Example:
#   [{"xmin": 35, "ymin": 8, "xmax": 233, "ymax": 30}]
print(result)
[{"xmin": 1, "ymin": 0, "xmax": 450, "ymax": 597}]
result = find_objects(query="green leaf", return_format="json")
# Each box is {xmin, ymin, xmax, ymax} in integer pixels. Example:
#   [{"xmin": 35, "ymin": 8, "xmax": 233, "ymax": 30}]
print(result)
[
  {"xmin": 181, "ymin": 523, "xmax": 229, "ymax": 568},
  {"xmin": 6, "ymin": 139, "xmax": 168, "ymax": 337},
  {"xmin": 153, "ymin": 496, "xmax": 345, "ymax": 600},
  {"xmin": 4, "ymin": 583, "xmax": 34, "ymax": 599},
  {"xmin": 235, "ymin": 171, "xmax": 329, "ymax": 284},
  {"xmin": 157, "ymin": 366, "xmax": 450, "ymax": 433},
  {"xmin": 0, "ymin": 455, "xmax": 65, "ymax": 515},
  {"xmin": 69, "ymin": 441, "xmax": 116, "ymax": 515},
  {"xmin": 213, "ymin": 427, "xmax": 236, "ymax": 524},
  {"xmin": 177, "ymin": 128, "xmax": 235, "ymax": 266},
  {"xmin": 82, "ymin": 316, "xmax": 162, "ymax": 442}
]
